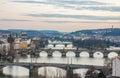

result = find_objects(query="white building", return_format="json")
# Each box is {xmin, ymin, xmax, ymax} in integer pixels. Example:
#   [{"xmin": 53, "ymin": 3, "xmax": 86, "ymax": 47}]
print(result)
[
  {"xmin": 106, "ymin": 46, "xmax": 120, "ymax": 50},
  {"xmin": 112, "ymin": 57, "xmax": 120, "ymax": 77}
]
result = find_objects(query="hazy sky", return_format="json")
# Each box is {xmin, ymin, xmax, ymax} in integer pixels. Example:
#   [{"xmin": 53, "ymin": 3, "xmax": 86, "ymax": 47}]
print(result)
[{"xmin": 0, "ymin": 0, "xmax": 120, "ymax": 32}]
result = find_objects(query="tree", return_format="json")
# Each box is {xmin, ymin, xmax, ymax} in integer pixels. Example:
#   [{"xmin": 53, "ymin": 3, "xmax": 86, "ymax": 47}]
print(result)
[{"xmin": 98, "ymin": 70, "xmax": 106, "ymax": 78}]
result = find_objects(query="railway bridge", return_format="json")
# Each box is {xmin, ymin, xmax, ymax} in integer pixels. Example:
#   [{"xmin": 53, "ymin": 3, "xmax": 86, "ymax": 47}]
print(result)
[{"xmin": 0, "ymin": 62, "xmax": 103, "ymax": 78}]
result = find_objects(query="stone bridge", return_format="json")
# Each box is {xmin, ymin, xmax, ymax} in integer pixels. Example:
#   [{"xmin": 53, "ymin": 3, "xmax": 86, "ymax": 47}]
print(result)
[
  {"xmin": 17, "ymin": 49, "xmax": 120, "ymax": 58},
  {"xmin": 0, "ymin": 62, "xmax": 103, "ymax": 78},
  {"xmin": 48, "ymin": 42, "xmax": 72, "ymax": 47}
]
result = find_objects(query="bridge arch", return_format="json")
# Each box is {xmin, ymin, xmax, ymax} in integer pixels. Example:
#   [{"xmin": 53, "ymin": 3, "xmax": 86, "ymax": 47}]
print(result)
[
  {"xmin": 39, "ymin": 51, "xmax": 48, "ymax": 57},
  {"xmin": 74, "ymin": 68, "xmax": 100, "ymax": 78},
  {"xmin": 56, "ymin": 44, "xmax": 65, "ymax": 48},
  {"xmin": 3, "ymin": 66, "xmax": 29, "ymax": 76},
  {"xmin": 52, "ymin": 51, "xmax": 62, "ymax": 57},
  {"xmin": 66, "ymin": 51, "xmax": 75, "ymax": 57},
  {"xmin": 38, "ymin": 66, "xmax": 66, "ymax": 77},
  {"xmin": 108, "ymin": 52, "xmax": 118, "ymax": 58},
  {"xmin": 67, "ymin": 44, "xmax": 73, "ymax": 48},
  {"xmin": 93, "ymin": 51, "xmax": 103, "ymax": 58},
  {"xmin": 79, "ymin": 51, "xmax": 89, "ymax": 57},
  {"xmin": 47, "ymin": 44, "xmax": 54, "ymax": 48}
]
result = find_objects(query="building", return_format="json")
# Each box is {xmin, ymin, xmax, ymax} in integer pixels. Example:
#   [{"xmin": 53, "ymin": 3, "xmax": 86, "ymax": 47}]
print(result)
[
  {"xmin": 21, "ymin": 32, "xmax": 28, "ymax": 40},
  {"xmin": 112, "ymin": 57, "xmax": 120, "ymax": 77},
  {"xmin": 106, "ymin": 46, "xmax": 120, "ymax": 50}
]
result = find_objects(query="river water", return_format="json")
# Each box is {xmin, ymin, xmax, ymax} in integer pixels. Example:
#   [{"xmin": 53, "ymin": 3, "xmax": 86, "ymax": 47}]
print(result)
[
  {"xmin": 1, "ymin": 44, "xmax": 119, "ymax": 78},
  {"xmin": 1, "ymin": 51, "xmax": 118, "ymax": 78}
]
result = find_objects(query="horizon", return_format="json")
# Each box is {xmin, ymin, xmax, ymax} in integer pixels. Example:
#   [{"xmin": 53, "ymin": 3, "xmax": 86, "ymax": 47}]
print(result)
[
  {"xmin": 0, "ymin": 0, "xmax": 120, "ymax": 32},
  {"xmin": 0, "ymin": 27, "xmax": 119, "ymax": 33}
]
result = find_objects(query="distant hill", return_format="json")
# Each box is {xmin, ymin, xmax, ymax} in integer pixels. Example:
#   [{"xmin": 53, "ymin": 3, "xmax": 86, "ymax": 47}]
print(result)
[
  {"xmin": 0, "ymin": 29, "xmax": 62, "ymax": 37},
  {"xmin": 0, "ymin": 28, "xmax": 120, "ymax": 37},
  {"xmin": 71, "ymin": 28, "xmax": 120, "ymax": 36}
]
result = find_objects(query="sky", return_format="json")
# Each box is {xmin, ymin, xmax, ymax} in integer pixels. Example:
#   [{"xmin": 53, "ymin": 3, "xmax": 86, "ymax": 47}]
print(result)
[{"xmin": 0, "ymin": 0, "xmax": 120, "ymax": 32}]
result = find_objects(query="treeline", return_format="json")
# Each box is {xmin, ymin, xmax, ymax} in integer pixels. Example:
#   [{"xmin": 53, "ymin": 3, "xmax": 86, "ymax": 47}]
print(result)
[{"xmin": 72, "ymin": 39, "xmax": 116, "ymax": 50}]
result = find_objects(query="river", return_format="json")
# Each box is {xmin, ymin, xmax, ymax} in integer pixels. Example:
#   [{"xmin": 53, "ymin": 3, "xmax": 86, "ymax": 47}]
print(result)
[
  {"xmin": 1, "ymin": 51, "xmax": 118, "ymax": 78},
  {"xmin": 1, "ymin": 44, "xmax": 118, "ymax": 78}
]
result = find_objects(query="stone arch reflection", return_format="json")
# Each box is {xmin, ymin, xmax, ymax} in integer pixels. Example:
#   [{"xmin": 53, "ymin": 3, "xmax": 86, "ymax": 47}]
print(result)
[
  {"xmin": 108, "ymin": 52, "xmax": 118, "ymax": 58},
  {"xmin": 79, "ymin": 51, "xmax": 89, "ymax": 57},
  {"xmin": 93, "ymin": 51, "xmax": 103, "ymax": 58},
  {"xmin": 66, "ymin": 51, "xmax": 75, "ymax": 57},
  {"xmin": 38, "ymin": 66, "xmax": 66, "ymax": 78},
  {"xmin": 39, "ymin": 51, "xmax": 48, "ymax": 57},
  {"xmin": 52, "ymin": 51, "xmax": 62, "ymax": 57},
  {"xmin": 3, "ymin": 66, "xmax": 29, "ymax": 76}
]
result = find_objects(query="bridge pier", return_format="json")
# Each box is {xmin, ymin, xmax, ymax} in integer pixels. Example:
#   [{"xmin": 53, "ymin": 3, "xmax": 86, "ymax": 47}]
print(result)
[
  {"xmin": 75, "ymin": 52, "xmax": 80, "ymax": 57},
  {"xmin": 65, "ymin": 44, "xmax": 68, "ymax": 47},
  {"xmin": 29, "ymin": 64, "xmax": 39, "ymax": 78},
  {"xmin": 104, "ymin": 53, "xmax": 108, "ymax": 58},
  {"xmin": 48, "ymin": 52, "xmax": 52, "ymax": 57},
  {"xmin": 89, "ymin": 53, "xmax": 93, "ymax": 58},
  {"xmin": 53, "ymin": 44, "xmax": 56, "ymax": 47},
  {"xmin": 66, "ymin": 65, "xmax": 73, "ymax": 78},
  {"xmin": 62, "ymin": 52, "xmax": 66, "ymax": 57}
]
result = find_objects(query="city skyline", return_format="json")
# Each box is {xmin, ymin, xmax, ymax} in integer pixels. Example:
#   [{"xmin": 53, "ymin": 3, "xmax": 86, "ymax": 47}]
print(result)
[{"xmin": 0, "ymin": 0, "xmax": 120, "ymax": 32}]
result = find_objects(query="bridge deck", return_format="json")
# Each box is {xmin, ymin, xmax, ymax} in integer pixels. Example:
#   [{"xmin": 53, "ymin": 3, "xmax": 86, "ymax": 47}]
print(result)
[{"xmin": 0, "ymin": 62, "xmax": 103, "ymax": 70}]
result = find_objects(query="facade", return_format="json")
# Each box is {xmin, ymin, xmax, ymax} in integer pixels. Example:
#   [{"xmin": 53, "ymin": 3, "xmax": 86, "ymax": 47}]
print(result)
[
  {"xmin": 112, "ymin": 57, "xmax": 120, "ymax": 77},
  {"xmin": 106, "ymin": 46, "xmax": 120, "ymax": 50},
  {"xmin": 21, "ymin": 32, "xmax": 28, "ymax": 40}
]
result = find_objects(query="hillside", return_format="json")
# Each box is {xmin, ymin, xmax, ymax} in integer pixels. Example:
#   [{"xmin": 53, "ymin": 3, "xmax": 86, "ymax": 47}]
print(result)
[
  {"xmin": 0, "ymin": 29, "xmax": 62, "ymax": 37},
  {"xmin": 71, "ymin": 28, "xmax": 120, "ymax": 36}
]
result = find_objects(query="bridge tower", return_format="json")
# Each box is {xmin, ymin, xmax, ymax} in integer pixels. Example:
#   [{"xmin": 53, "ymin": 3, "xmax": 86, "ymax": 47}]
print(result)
[
  {"xmin": 66, "ymin": 65, "xmax": 73, "ymax": 78},
  {"xmin": 7, "ymin": 34, "xmax": 15, "ymax": 58}
]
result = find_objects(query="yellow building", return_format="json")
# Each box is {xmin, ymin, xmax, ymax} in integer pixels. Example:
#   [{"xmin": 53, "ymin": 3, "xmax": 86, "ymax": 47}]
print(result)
[{"xmin": 20, "ymin": 41, "xmax": 27, "ymax": 49}]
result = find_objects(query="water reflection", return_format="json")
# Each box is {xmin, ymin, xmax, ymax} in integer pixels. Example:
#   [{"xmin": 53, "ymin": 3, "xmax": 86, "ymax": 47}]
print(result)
[
  {"xmin": 40, "ymin": 51, "xmax": 48, "ymax": 57},
  {"xmin": 74, "ymin": 69, "xmax": 88, "ymax": 78},
  {"xmin": 39, "ymin": 67, "xmax": 66, "ymax": 78},
  {"xmin": 93, "ymin": 51, "xmax": 103, "ymax": 58},
  {"xmin": 1, "ymin": 51, "xmax": 118, "ymax": 78},
  {"xmin": 108, "ymin": 52, "xmax": 118, "ymax": 58},
  {"xmin": 53, "ymin": 51, "xmax": 62, "ymax": 57},
  {"xmin": 66, "ymin": 51, "xmax": 75, "ymax": 57},
  {"xmin": 0, "ymin": 73, "xmax": 12, "ymax": 78},
  {"xmin": 3, "ymin": 66, "xmax": 29, "ymax": 76},
  {"xmin": 80, "ymin": 51, "xmax": 89, "ymax": 57}
]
